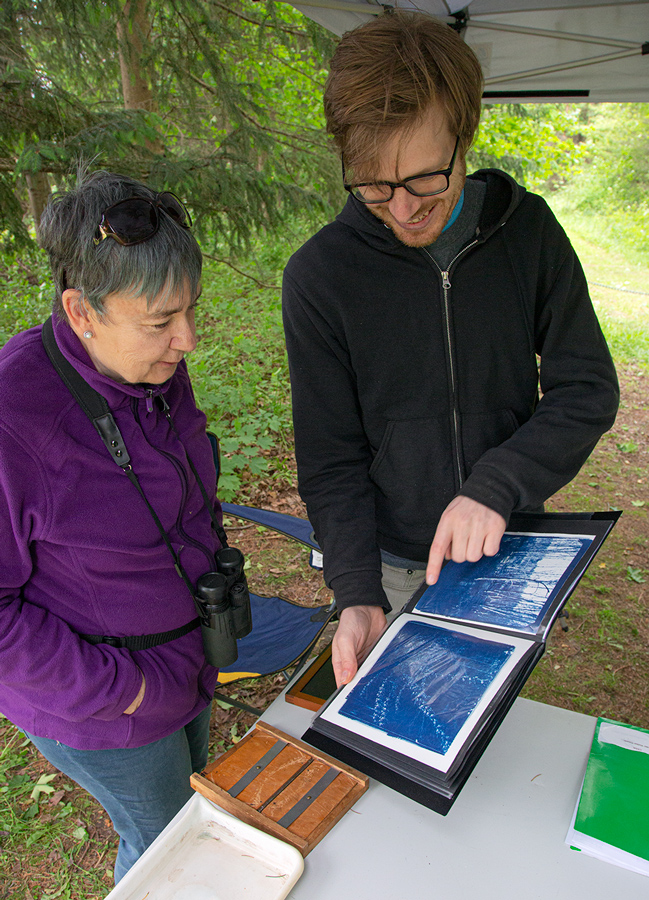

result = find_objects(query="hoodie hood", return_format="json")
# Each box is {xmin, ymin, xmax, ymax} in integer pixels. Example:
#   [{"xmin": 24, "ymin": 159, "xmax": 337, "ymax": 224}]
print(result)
[{"xmin": 335, "ymin": 168, "xmax": 526, "ymax": 252}]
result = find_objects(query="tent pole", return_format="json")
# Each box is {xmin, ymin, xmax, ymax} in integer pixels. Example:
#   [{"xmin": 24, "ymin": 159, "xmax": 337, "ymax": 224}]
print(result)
[
  {"xmin": 485, "ymin": 46, "xmax": 646, "ymax": 86},
  {"xmin": 469, "ymin": 20, "xmax": 640, "ymax": 51}
]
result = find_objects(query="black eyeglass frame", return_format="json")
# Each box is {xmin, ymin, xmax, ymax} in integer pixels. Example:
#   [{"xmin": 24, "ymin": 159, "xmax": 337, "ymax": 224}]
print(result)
[
  {"xmin": 94, "ymin": 191, "xmax": 192, "ymax": 247},
  {"xmin": 343, "ymin": 135, "xmax": 460, "ymax": 204}
]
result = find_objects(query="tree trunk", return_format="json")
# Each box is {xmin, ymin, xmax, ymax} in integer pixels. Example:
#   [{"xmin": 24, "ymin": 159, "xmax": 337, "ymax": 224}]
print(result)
[
  {"xmin": 1, "ymin": 1, "xmax": 49, "ymax": 234},
  {"xmin": 26, "ymin": 170, "xmax": 50, "ymax": 237},
  {"xmin": 116, "ymin": 0, "xmax": 163, "ymax": 154}
]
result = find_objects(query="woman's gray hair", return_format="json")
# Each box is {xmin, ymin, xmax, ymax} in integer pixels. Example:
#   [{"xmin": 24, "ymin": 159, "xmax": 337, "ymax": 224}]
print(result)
[{"xmin": 39, "ymin": 170, "xmax": 202, "ymax": 317}]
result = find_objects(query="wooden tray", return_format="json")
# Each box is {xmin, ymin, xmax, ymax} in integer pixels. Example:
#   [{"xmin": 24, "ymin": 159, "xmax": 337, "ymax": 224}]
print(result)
[
  {"xmin": 285, "ymin": 643, "xmax": 336, "ymax": 712},
  {"xmin": 191, "ymin": 722, "xmax": 368, "ymax": 856}
]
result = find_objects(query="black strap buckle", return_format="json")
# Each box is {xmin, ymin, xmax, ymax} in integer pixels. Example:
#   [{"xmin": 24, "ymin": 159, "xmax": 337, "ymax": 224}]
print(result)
[{"xmin": 98, "ymin": 635, "xmax": 124, "ymax": 648}]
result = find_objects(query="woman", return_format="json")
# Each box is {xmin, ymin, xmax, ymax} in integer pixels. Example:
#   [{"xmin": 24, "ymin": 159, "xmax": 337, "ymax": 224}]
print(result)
[{"xmin": 0, "ymin": 172, "xmax": 222, "ymax": 882}]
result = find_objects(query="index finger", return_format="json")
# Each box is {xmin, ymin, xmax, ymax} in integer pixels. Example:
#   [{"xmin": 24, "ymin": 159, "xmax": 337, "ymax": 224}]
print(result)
[{"xmin": 426, "ymin": 532, "xmax": 451, "ymax": 585}]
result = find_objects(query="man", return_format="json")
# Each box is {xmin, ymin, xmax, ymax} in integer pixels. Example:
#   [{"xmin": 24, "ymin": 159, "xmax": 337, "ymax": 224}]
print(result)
[{"xmin": 282, "ymin": 11, "xmax": 618, "ymax": 687}]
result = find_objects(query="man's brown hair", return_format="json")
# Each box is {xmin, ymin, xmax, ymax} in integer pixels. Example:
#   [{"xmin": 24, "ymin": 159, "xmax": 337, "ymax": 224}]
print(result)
[{"xmin": 324, "ymin": 11, "xmax": 483, "ymax": 179}]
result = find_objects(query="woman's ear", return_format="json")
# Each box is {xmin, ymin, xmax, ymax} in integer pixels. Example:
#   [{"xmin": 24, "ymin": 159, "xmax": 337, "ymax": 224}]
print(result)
[{"xmin": 62, "ymin": 289, "xmax": 93, "ymax": 339}]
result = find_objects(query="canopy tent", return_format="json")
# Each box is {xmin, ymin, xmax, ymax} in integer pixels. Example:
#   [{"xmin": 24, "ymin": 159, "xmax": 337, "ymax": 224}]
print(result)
[{"xmin": 284, "ymin": 1, "xmax": 649, "ymax": 102}]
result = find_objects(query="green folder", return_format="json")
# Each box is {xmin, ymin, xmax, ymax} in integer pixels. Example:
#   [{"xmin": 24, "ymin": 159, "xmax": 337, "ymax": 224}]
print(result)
[{"xmin": 573, "ymin": 717, "xmax": 649, "ymax": 863}]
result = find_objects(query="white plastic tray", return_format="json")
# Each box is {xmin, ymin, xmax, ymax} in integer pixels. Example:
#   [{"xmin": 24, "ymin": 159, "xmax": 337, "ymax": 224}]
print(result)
[{"xmin": 105, "ymin": 793, "xmax": 304, "ymax": 900}]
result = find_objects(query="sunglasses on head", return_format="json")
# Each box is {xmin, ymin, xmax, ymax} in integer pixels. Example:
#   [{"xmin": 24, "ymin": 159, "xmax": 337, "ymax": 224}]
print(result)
[{"xmin": 94, "ymin": 191, "xmax": 192, "ymax": 246}]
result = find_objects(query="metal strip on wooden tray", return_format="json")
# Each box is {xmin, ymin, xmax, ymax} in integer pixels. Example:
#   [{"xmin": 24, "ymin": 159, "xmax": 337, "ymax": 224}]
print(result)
[
  {"xmin": 258, "ymin": 759, "xmax": 313, "ymax": 813},
  {"xmin": 277, "ymin": 766, "xmax": 340, "ymax": 828},
  {"xmin": 226, "ymin": 738, "xmax": 287, "ymax": 798}
]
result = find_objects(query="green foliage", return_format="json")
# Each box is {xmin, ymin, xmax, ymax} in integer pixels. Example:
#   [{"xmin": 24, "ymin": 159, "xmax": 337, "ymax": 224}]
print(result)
[
  {"xmin": 1, "ymin": 0, "xmax": 340, "ymax": 251},
  {"xmin": 469, "ymin": 103, "xmax": 586, "ymax": 190},
  {"xmin": 191, "ymin": 239, "xmax": 295, "ymax": 499},
  {"xmin": 627, "ymin": 566, "xmax": 646, "ymax": 584},
  {"xmin": 0, "ymin": 175, "xmax": 31, "ymax": 249},
  {"xmin": 0, "ymin": 249, "xmax": 51, "ymax": 343},
  {"xmin": 548, "ymin": 104, "xmax": 649, "ymax": 266}
]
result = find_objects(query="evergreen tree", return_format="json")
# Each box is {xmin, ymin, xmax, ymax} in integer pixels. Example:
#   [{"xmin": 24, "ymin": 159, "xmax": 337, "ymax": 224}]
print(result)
[{"xmin": 1, "ymin": 0, "xmax": 339, "ymax": 252}]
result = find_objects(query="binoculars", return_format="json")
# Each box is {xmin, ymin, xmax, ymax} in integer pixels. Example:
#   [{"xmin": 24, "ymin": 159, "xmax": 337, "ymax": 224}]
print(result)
[{"xmin": 195, "ymin": 547, "xmax": 252, "ymax": 668}]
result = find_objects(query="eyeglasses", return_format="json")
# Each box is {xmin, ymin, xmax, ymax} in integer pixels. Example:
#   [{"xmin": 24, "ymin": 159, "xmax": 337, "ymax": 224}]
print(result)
[
  {"xmin": 343, "ymin": 136, "xmax": 460, "ymax": 204},
  {"xmin": 94, "ymin": 192, "xmax": 192, "ymax": 246}
]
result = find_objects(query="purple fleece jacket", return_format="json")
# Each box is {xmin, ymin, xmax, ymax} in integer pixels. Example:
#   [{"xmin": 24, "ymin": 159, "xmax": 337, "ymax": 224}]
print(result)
[{"xmin": 0, "ymin": 314, "xmax": 221, "ymax": 749}]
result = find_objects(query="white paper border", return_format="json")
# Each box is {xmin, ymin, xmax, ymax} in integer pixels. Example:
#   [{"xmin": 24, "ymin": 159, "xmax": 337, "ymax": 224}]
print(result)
[{"xmin": 319, "ymin": 614, "xmax": 532, "ymax": 774}]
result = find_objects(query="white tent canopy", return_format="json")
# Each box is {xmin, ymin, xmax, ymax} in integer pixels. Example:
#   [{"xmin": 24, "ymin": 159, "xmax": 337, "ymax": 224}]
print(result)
[{"xmin": 286, "ymin": 0, "xmax": 649, "ymax": 101}]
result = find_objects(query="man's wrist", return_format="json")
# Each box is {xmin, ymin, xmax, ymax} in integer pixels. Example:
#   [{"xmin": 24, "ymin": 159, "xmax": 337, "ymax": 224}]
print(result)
[
  {"xmin": 457, "ymin": 475, "xmax": 516, "ymax": 523},
  {"xmin": 329, "ymin": 569, "xmax": 390, "ymax": 613}
]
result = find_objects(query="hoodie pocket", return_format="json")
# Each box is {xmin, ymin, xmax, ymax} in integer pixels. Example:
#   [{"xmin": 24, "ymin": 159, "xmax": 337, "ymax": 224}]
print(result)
[
  {"xmin": 368, "ymin": 416, "xmax": 457, "ymax": 542},
  {"xmin": 368, "ymin": 409, "xmax": 520, "ymax": 543}
]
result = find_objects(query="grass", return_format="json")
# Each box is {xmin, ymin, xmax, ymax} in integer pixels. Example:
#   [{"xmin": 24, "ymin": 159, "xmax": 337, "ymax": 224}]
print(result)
[
  {"xmin": 545, "ymin": 207, "xmax": 649, "ymax": 370},
  {"xmin": 0, "ymin": 720, "xmax": 115, "ymax": 898},
  {"xmin": 544, "ymin": 104, "xmax": 649, "ymax": 270}
]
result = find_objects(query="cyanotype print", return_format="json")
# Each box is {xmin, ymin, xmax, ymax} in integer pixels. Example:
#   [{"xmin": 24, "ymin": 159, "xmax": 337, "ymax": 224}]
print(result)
[
  {"xmin": 415, "ymin": 533, "xmax": 591, "ymax": 632},
  {"xmin": 339, "ymin": 620, "xmax": 515, "ymax": 756}
]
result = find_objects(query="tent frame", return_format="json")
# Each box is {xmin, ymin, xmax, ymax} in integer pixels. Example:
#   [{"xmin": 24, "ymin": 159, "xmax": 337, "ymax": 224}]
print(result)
[{"xmin": 279, "ymin": 1, "xmax": 648, "ymax": 100}]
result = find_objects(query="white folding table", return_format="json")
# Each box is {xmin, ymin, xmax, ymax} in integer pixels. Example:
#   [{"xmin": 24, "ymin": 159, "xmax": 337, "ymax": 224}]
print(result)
[
  {"xmin": 261, "ymin": 693, "xmax": 648, "ymax": 900},
  {"xmin": 108, "ymin": 690, "xmax": 649, "ymax": 900}
]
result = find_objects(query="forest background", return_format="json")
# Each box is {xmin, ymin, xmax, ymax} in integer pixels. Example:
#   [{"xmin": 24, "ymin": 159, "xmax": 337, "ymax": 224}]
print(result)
[{"xmin": 0, "ymin": 1, "xmax": 648, "ymax": 897}]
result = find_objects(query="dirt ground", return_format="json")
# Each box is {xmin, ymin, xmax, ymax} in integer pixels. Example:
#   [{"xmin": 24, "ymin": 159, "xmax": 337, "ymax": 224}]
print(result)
[{"xmin": 525, "ymin": 363, "xmax": 649, "ymax": 724}]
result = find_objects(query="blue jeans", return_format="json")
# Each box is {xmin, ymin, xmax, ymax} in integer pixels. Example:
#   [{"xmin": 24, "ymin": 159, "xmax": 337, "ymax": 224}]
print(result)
[{"xmin": 26, "ymin": 703, "xmax": 211, "ymax": 883}]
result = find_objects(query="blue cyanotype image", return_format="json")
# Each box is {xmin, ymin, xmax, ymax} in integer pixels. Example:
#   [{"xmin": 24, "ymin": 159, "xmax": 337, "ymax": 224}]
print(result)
[
  {"xmin": 415, "ymin": 534, "xmax": 591, "ymax": 633},
  {"xmin": 339, "ymin": 621, "xmax": 515, "ymax": 756}
]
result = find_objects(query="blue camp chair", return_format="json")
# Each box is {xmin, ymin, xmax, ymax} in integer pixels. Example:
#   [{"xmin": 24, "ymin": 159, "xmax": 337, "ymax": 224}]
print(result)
[{"xmin": 207, "ymin": 435, "xmax": 336, "ymax": 714}]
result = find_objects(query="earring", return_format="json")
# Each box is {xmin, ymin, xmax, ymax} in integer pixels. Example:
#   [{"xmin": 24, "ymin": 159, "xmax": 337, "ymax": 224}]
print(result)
[{"xmin": 83, "ymin": 331, "xmax": 93, "ymax": 339}]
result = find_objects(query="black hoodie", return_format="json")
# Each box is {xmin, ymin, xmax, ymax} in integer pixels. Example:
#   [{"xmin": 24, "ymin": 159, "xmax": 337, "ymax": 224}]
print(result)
[{"xmin": 282, "ymin": 170, "xmax": 619, "ymax": 611}]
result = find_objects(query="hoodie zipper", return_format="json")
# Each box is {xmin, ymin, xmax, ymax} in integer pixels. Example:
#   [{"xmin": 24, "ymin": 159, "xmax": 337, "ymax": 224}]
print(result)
[{"xmin": 422, "ymin": 238, "xmax": 479, "ymax": 490}]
